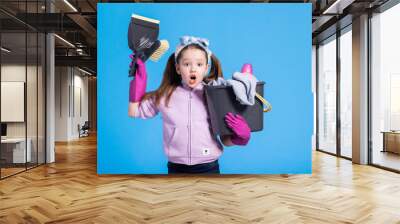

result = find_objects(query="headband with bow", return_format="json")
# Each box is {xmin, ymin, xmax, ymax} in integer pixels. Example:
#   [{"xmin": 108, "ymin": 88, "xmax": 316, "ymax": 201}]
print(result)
[{"xmin": 174, "ymin": 36, "xmax": 212, "ymax": 65}]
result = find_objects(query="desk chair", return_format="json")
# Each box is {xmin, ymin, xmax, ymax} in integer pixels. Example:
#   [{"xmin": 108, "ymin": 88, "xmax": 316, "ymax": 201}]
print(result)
[{"xmin": 78, "ymin": 121, "xmax": 90, "ymax": 138}]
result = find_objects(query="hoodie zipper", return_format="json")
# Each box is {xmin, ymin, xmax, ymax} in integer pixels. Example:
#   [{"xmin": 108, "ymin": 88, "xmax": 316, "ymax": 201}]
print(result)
[{"xmin": 188, "ymin": 91, "xmax": 192, "ymax": 165}]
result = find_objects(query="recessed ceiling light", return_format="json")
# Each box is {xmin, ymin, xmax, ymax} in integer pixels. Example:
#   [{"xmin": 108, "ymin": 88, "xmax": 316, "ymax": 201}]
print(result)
[
  {"xmin": 1, "ymin": 47, "xmax": 11, "ymax": 53},
  {"xmin": 78, "ymin": 67, "xmax": 93, "ymax": 76},
  {"xmin": 63, "ymin": 0, "xmax": 78, "ymax": 12},
  {"xmin": 54, "ymin": 34, "xmax": 75, "ymax": 48},
  {"xmin": 322, "ymin": 0, "xmax": 355, "ymax": 15}
]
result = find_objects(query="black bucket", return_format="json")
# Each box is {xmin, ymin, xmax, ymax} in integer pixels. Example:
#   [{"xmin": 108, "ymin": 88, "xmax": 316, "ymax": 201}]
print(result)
[{"xmin": 204, "ymin": 81, "xmax": 265, "ymax": 136}]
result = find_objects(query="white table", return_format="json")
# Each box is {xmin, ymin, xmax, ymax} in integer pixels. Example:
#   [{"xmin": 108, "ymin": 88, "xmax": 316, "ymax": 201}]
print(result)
[{"xmin": 1, "ymin": 138, "xmax": 31, "ymax": 163}]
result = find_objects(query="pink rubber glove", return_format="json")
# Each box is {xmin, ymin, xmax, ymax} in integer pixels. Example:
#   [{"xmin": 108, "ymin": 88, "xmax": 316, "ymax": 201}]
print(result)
[
  {"xmin": 129, "ymin": 56, "xmax": 147, "ymax": 102},
  {"xmin": 225, "ymin": 112, "xmax": 251, "ymax": 146}
]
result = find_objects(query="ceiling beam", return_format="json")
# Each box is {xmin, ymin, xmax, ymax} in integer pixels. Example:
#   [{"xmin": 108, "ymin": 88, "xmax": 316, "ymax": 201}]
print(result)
[
  {"xmin": 55, "ymin": 55, "xmax": 96, "ymax": 72},
  {"xmin": 67, "ymin": 13, "xmax": 97, "ymax": 46},
  {"xmin": 322, "ymin": 0, "xmax": 356, "ymax": 14}
]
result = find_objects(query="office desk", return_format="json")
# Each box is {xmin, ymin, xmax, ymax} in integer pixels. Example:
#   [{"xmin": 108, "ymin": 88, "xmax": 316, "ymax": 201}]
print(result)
[
  {"xmin": 381, "ymin": 131, "xmax": 400, "ymax": 154},
  {"xmin": 1, "ymin": 138, "xmax": 31, "ymax": 163}
]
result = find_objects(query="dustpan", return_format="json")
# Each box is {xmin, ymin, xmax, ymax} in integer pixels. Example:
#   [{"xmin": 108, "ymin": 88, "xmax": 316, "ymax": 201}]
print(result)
[{"xmin": 128, "ymin": 14, "xmax": 165, "ymax": 77}]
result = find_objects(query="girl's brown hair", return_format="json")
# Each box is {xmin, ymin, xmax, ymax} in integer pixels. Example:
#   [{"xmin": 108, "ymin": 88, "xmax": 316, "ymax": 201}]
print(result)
[{"xmin": 141, "ymin": 44, "xmax": 223, "ymax": 106}]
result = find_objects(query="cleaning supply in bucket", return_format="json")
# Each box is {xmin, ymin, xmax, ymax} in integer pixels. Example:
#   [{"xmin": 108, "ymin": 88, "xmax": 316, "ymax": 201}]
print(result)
[
  {"xmin": 241, "ymin": 63, "xmax": 272, "ymax": 112},
  {"xmin": 241, "ymin": 63, "xmax": 253, "ymax": 74},
  {"xmin": 207, "ymin": 65, "xmax": 258, "ymax": 106},
  {"xmin": 204, "ymin": 63, "xmax": 272, "ymax": 136},
  {"xmin": 128, "ymin": 14, "xmax": 169, "ymax": 77}
]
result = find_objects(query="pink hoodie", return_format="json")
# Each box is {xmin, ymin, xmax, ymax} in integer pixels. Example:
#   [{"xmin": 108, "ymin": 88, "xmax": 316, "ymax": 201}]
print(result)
[{"xmin": 133, "ymin": 82, "xmax": 223, "ymax": 165}]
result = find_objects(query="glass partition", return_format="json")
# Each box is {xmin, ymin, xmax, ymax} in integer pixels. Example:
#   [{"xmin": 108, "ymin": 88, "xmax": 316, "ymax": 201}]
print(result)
[
  {"xmin": 371, "ymin": 3, "xmax": 400, "ymax": 171},
  {"xmin": 317, "ymin": 35, "xmax": 337, "ymax": 155},
  {"xmin": 1, "ymin": 30, "xmax": 28, "ymax": 177},
  {"xmin": 339, "ymin": 27, "xmax": 352, "ymax": 158},
  {"xmin": 0, "ymin": 0, "xmax": 46, "ymax": 179},
  {"xmin": 27, "ymin": 31, "xmax": 38, "ymax": 169}
]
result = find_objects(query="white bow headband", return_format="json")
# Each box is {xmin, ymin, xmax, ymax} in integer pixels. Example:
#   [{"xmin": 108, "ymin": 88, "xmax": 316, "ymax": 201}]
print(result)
[{"xmin": 174, "ymin": 36, "xmax": 212, "ymax": 65}]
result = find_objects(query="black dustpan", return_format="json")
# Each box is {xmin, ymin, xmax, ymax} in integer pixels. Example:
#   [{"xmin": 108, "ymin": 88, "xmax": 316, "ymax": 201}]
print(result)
[{"xmin": 127, "ymin": 14, "xmax": 160, "ymax": 77}]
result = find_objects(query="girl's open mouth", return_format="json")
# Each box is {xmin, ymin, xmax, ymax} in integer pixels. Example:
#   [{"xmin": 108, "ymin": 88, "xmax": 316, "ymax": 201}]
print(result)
[{"xmin": 189, "ymin": 75, "xmax": 197, "ymax": 84}]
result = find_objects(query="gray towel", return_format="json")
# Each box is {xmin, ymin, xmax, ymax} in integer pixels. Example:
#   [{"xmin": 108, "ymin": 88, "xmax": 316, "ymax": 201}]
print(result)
[
  {"xmin": 208, "ymin": 72, "xmax": 258, "ymax": 105},
  {"xmin": 208, "ymin": 77, "xmax": 229, "ymax": 86}
]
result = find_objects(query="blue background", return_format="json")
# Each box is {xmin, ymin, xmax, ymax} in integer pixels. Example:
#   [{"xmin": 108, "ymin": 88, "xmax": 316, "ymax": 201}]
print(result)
[{"xmin": 98, "ymin": 3, "xmax": 312, "ymax": 174}]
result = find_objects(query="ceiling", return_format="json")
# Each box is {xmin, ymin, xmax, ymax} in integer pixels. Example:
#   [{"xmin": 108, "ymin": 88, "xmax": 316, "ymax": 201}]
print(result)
[
  {"xmin": 0, "ymin": 0, "xmax": 392, "ymax": 76},
  {"xmin": 0, "ymin": 0, "xmax": 97, "ymax": 74}
]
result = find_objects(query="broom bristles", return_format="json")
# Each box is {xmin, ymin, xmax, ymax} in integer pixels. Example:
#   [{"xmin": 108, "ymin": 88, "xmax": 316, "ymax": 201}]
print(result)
[
  {"xmin": 149, "ymin": 40, "xmax": 169, "ymax": 62},
  {"xmin": 131, "ymin": 14, "xmax": 160, "ymax": 24}
]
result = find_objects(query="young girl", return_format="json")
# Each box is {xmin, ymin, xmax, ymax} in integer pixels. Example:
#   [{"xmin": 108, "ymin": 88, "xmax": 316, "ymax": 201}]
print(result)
[{"xmin": 128, "ymin": 36, "xmax": 251, "ymax": 174}]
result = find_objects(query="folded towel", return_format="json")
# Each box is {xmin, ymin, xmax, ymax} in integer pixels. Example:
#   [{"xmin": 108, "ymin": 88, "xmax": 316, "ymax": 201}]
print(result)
[
  {"xmin": 208, "ymin": 77, "xmax": 228, "ymax": 86},
  {"xmin": 208, "ymin": 73, "xmax": 258, "ymax": 105}
]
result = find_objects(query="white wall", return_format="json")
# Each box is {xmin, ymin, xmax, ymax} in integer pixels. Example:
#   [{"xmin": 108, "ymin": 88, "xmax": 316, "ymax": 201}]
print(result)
[
  {"xmin": 1, "ymin": 65, "xmax": 26, "ymax": 140},
  {"xmin": 55, "ymin": 66, "xmax": 69, "ymax": 141},
  {"xmin": 1, "ymin": 82, "xmax": 25, "ymax": 122},
  {"xmin": 1, "ymin": 65, "xmax": 42, "ymax": 137},
  {"xmin": 55, "ymin": 67, "xmax": 89, "ymax": 141},
  {"xmin": 1, "ymin": 65, "xmax": 25, "ymax": 130},
  {"xmin": 71, "ymin": 73, "xmax": 89, "ymax": 137}
]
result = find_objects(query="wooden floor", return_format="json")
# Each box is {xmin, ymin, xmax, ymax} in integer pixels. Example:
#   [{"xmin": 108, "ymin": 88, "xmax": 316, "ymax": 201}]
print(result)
[
  {"xmin": 372, "ymin": 150, "xmax": 400, "ymax": 171},
  {"xmin": 1, "ymin": 167, "xmax": 26, "ymax": 178},
  {"xmin": 1, "ymin": 135, "xmax": 400, "ymax": 223}
]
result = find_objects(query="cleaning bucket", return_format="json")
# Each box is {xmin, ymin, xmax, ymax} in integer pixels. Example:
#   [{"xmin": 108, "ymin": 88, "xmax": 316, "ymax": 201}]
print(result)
[{"xmin": 204, "ymin": 81, "xmax": 270, "ymax": 136}]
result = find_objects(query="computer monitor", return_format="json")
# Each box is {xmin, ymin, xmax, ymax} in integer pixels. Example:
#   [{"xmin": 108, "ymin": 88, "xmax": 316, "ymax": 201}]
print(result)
[{"xmin": 1, "ymin": 123, "xmax": 7, "ymax": 137}]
